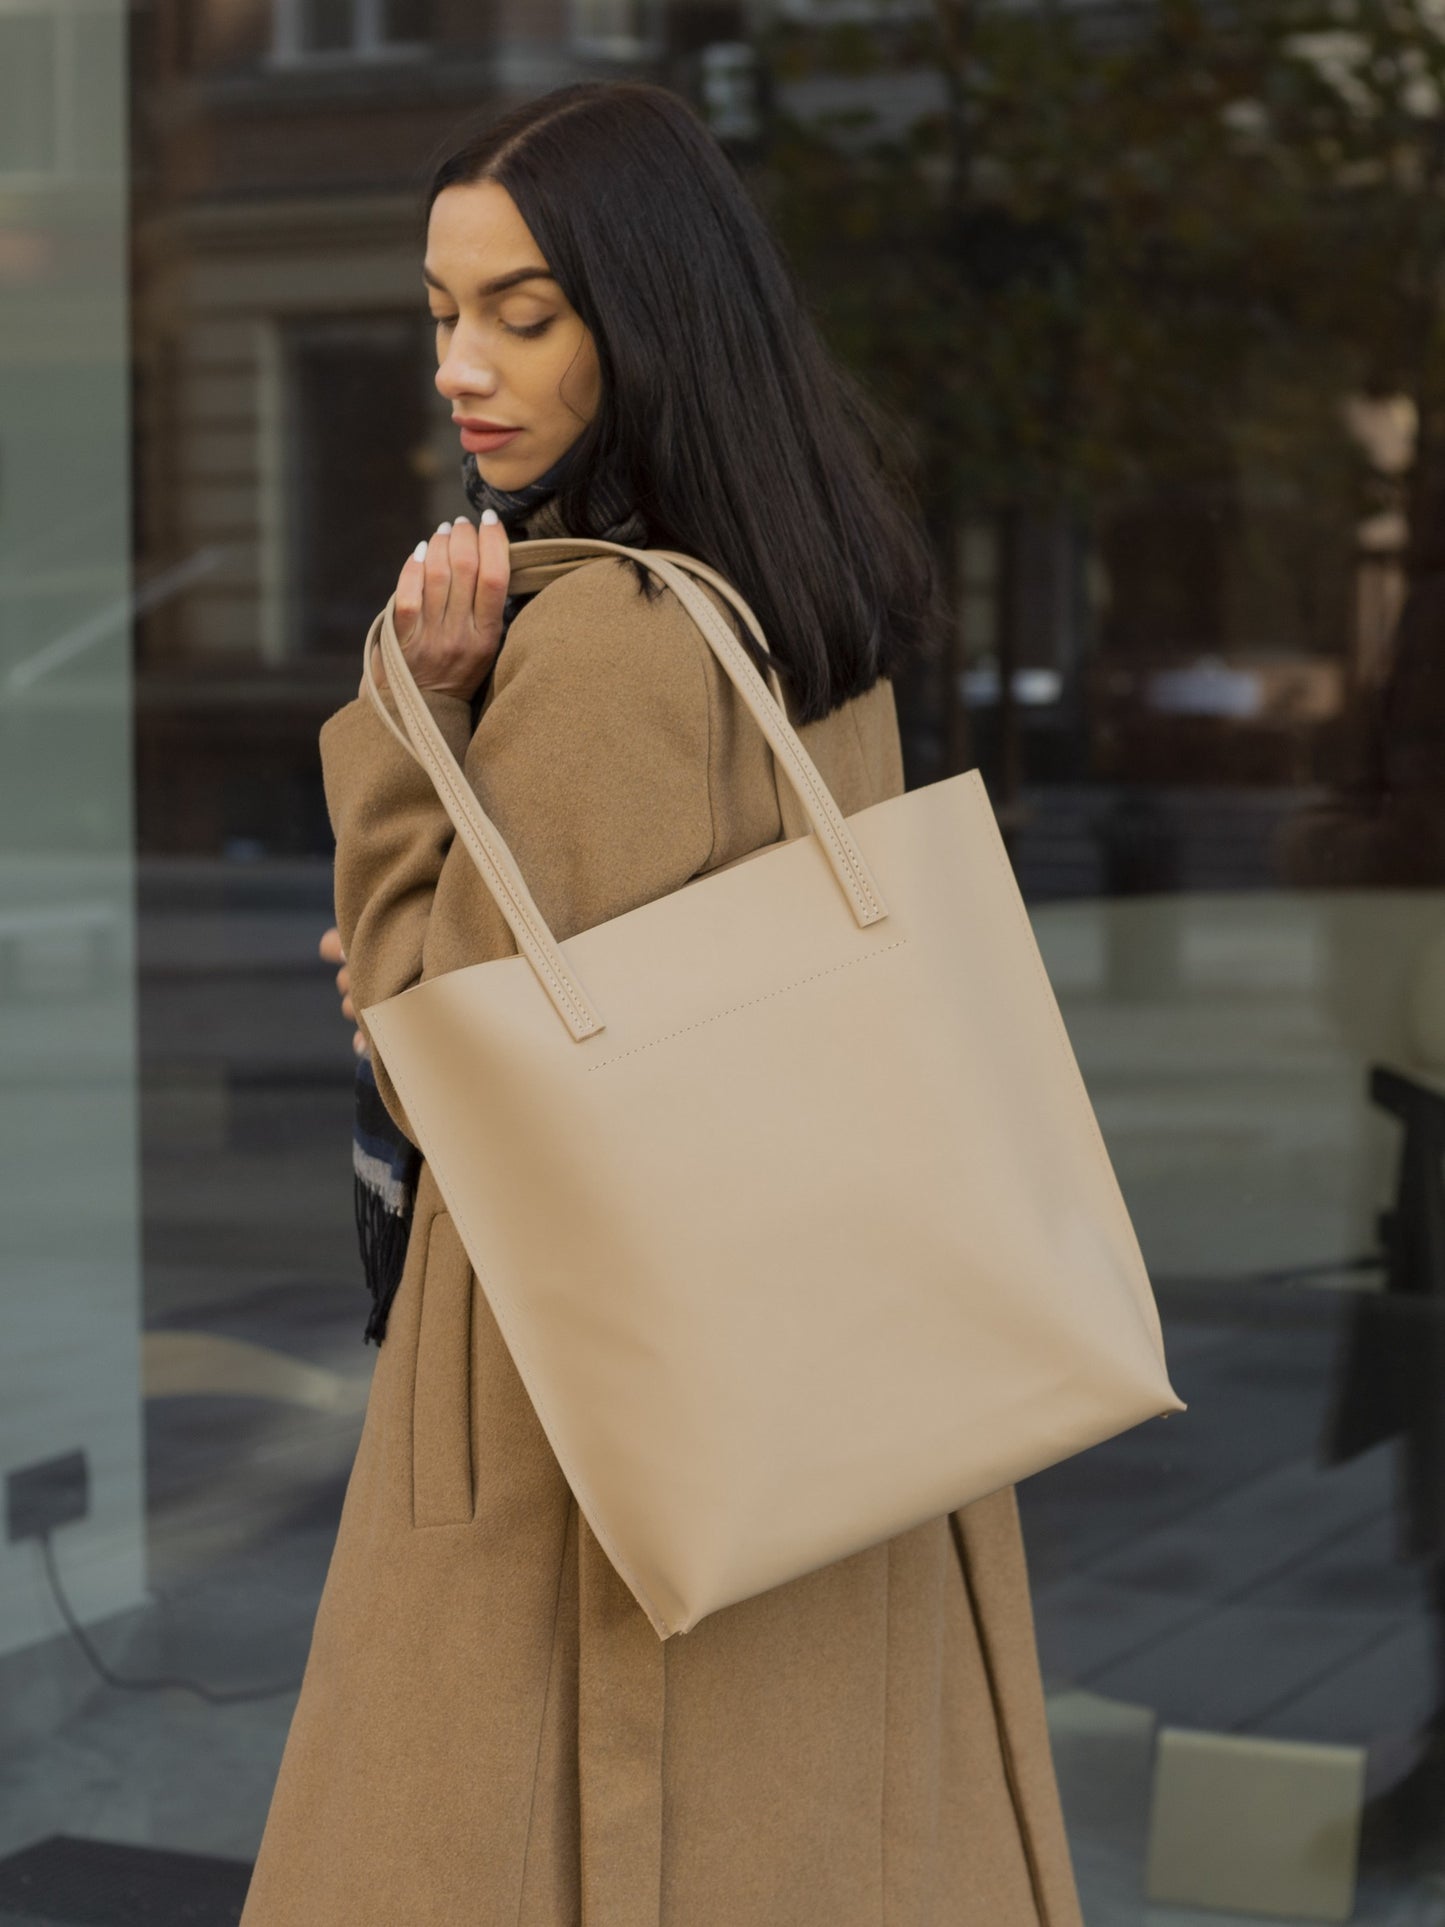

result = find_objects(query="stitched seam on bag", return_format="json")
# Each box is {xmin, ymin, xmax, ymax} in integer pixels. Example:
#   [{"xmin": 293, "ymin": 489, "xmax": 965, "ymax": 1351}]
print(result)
[
  {"xmin": 422, "ymin": 738, "xmax": 592, "ymax": 1031},
  {"xmin": 390, "ymin": 624, "xmax": 595, "ymax": 1033},
  {"xmin": 713, "ymin": 616, "xmax": 878, "ymax": 916},
  {"xmin": 519, "ymin": 545, "xmax": 880, "ymax": 927},
  {"xmin": 517, "ymin": 544, "xmax": 879, "ymax": 927},
  {"xmin": 652, "ymin": 558, "xmax": 884, "ymax": 922},
  {"xmin": 583, "ymin": 939, "xmax": 909, "ymax": 1071},
  {"xmin": 697, "ymin": 590, "xmax": 719, "ymax": 874}
]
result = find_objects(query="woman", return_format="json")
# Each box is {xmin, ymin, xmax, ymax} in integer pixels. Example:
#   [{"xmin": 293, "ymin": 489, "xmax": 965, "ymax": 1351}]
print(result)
[{"xmin": 243, "ymin": 80, "xmax": 1083, "ymax": 1927}]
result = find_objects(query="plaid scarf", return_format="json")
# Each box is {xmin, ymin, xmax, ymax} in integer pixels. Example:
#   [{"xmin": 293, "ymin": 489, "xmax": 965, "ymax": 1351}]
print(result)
[{"xmin": 351, "ymin": 443, "xmax": 648, "ymax": 1344}]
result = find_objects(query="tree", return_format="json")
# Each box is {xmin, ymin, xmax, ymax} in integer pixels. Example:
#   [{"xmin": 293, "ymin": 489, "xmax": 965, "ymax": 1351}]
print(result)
[{"xmin": 752, "ymin": 0, "xmax": 1445, "ymax": 784}]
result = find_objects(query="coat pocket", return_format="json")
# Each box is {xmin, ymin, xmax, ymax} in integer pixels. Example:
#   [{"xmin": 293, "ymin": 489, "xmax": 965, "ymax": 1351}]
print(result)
[{"xmin": 411, "ymin": 1208, "xmax": 475, "ymax": 1527}]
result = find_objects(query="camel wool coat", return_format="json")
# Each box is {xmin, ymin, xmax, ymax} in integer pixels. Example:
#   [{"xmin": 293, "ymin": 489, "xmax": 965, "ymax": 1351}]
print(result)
[{"xmin": 240, "ymin": 544, "xmax": 1086, "ymax": 1927}]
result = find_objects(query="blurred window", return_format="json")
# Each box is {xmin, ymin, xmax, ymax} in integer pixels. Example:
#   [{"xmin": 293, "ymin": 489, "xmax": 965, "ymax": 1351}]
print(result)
[
  {"xmin": 270, "ymin": 0, "xmax": 433, "ymax": 63},
  {"xmin": 571, "ymin": 0, "xmax": 664, "ymax": 60},
  {"xmin": 0, "ymin": 12, "xmax": 55, "ymax": 177}
]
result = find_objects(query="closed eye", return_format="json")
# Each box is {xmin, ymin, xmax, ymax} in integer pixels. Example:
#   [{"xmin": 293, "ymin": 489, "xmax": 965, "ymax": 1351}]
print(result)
[{"xmin": 427, "ymin": 311, "xmax": 551, "ymax": 341}]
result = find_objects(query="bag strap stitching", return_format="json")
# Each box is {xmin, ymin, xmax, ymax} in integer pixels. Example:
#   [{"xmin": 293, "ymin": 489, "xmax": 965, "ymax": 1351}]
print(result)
[
  {"xmin": 360, "ymin": 537, "xmax": 888, "ymax": 1038},
  {"xmin": 637, "ymin": 551, "xmax": 885, "ymax": 923},
  {"xmin": 380, "ymin": 609, "xmax": 600, "ymax": 1035}
]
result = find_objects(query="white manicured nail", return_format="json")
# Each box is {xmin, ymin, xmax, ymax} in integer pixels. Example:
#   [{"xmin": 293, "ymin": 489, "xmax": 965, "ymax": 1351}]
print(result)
[
  {"xmin": 480, "ymin": 509, "xmax": 499, "ymax": 526},
  {"xmin": 437, "ymin": 520, "xmax": 452, "ymax": 534},
  {"xmin": 412, "ymin": 540, "xmax": 427, "ymax": 561}
]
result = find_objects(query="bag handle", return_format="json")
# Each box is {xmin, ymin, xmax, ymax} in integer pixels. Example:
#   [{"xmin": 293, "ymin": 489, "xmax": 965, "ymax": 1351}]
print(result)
[
  {"xmin": 361, "ymin": 537, "xmax": 888, "ymax": 1041},
  {"xmin": 361, "ymin": 542, "xmax": 789, "ymax": 755}
]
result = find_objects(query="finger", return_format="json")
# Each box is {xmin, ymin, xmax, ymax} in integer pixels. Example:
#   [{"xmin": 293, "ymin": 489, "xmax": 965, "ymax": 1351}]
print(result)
[
  {"xmin": 335, "ymin": 963, "xmax": 349, "ymax": 991},
  {"xmin": 447, "ymin": 515, "xmax": 479, "ymax": 586},
  {"xmin": 474, "ymin": 509, "xmax": 511, "ymax": 636},
  {"xmin": 341, "ymin": 994, "xmax": 355, "ymax": 1020},
  {"xmin": 443, "ymin": 517, "xmax": 480, "ymax": 660},
  {"xmin": 421, "ymin": 521, "xmax": 455, "ymax": 635},
  {"xmin": 319, "ymin": 926, "xmax": 344, "ymax": 962},
  {"xmin": 395, "ymin": 543, "xmax": 428, "ymax": 647},
  {"xmin": 353, "ymin": 1030, "xmax": 368, "ymax": 1057}
]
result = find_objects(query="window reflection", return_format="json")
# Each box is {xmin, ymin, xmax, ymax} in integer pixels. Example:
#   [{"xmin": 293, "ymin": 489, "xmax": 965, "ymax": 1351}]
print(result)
[
  {"xmin": 272, "ymin": 0, "xmax": 434, "ymax": 61},
  {"xmin": 1, "ymin": 1, "xmax": 1443, "ymax": 1919}
]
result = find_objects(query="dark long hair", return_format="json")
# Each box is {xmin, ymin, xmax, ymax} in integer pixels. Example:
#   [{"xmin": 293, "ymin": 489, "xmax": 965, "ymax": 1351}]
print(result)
[{"xmin": 423, "ymin": 81, "xmax": 940, "ymax": 726}]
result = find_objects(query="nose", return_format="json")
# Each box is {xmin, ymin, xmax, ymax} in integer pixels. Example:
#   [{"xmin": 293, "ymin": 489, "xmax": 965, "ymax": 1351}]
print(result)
[{"xmin": 434, "ymin": 329, "xmax": 498, "ymax": 406}]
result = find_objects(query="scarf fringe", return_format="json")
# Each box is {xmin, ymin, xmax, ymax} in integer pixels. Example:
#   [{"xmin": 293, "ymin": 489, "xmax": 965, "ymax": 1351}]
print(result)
[{"xmin": 353, "ymin": 1169, "xmax": 415, "ymax": 1346}]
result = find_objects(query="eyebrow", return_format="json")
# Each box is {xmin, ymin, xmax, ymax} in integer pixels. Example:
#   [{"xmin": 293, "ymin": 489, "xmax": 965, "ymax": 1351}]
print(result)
[{"xmin": 422, "ymin": 265, "xmax": 557, "ymax": 298}]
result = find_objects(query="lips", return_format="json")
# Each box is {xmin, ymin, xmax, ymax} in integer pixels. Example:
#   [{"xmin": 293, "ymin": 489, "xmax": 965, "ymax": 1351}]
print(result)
[
  {"xmin": 456, "ymin": 419, "xmax": 524, "ymax": 454},
  {"xmin": 454, "ymin": 418, "xmax": 518, "ymax": 431}
]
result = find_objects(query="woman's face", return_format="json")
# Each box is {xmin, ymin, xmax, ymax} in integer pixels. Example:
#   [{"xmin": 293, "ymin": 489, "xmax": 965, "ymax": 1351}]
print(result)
[{"xmin": 425, "ymin": 179, "xmax": 601, "ymax": 489}]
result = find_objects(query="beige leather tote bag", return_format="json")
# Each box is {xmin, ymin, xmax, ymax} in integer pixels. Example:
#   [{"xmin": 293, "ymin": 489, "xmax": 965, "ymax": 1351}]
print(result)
[{"xmin": 359, "ymin": 536, "xmax": 1185, "ymax": 1639}]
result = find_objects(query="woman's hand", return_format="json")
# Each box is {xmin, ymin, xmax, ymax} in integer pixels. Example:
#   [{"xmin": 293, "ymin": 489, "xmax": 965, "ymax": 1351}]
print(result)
[
  {"xmin": 367, "ymin": 510, "xmax": 511, "ymax": 703},
  {"xmin": 320, "ymin": 924, "xmax": 367, "ymax": 1058}
]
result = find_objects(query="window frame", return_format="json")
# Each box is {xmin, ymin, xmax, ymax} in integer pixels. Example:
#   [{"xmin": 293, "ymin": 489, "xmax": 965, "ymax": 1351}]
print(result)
[
  {"xmin": 269, "ymin": 0, "xmax": 430, "ymax": 68},
  {"xmin": 569, "ymin": 0, "xmax": 665, "ymax": 62}
]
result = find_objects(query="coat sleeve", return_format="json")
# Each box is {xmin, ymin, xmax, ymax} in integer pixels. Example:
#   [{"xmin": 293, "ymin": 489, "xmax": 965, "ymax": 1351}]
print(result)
[{"xmin": 318, "ymin": 557, "xmax": 717, "ymax": 1141}]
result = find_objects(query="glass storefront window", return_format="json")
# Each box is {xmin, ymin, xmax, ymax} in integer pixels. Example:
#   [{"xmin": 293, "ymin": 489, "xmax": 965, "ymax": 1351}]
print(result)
[{"xmin": 2, "ymin": 2, "xmax": 1444, "ymax": 1919}]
